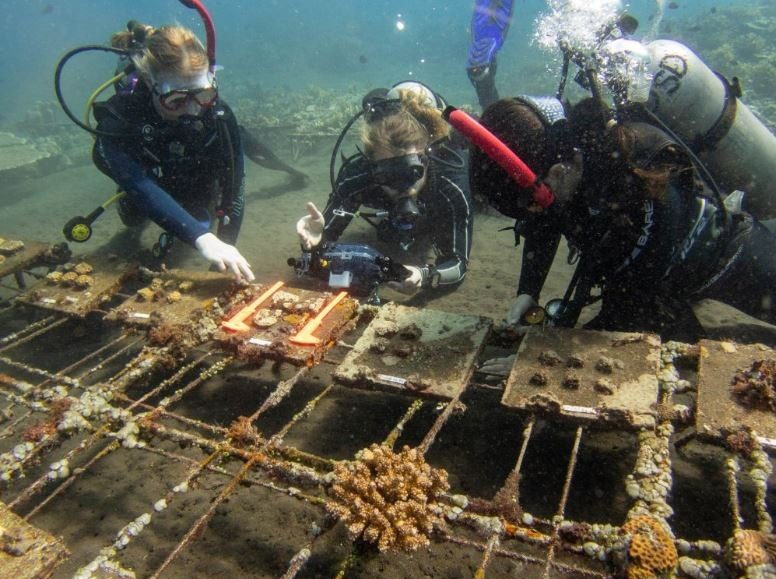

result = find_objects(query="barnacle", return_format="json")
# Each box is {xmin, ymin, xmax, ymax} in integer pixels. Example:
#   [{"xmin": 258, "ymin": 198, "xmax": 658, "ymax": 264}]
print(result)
[{"xmin": 326, "ymin": 444, "xmax": 449, "ymax": 552}]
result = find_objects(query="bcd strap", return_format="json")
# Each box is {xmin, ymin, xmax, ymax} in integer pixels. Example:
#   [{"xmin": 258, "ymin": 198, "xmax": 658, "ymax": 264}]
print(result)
[{"xmin": 692, "ymin": 73, "xmax": 741, "ymax": 153}]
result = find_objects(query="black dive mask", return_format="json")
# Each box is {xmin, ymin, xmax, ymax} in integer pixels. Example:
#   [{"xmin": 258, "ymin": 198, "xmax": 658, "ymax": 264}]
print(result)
[{"xmin": 371, "ymin": 153, "xmax": 426, "ymax": 193}]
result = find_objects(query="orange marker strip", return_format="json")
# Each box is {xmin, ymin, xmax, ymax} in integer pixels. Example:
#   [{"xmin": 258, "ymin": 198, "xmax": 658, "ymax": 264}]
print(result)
[
  {"xmin": 289, "ymin": 291, "xmax": 348, "ymax": 346},
  {"xmin": 221, "ymin": 280, "xmax": 285, "ymax": 332}
]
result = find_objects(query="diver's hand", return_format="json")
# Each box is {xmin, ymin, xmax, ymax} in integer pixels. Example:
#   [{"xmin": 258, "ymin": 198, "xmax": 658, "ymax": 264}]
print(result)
[
  {"xmin": 544, "ymin": 152, "xmax": 583, "ymax": 204},
  {"xmin": 478, "ymin": 354, "xmax": 516, "ymax": 379},
  {"xmin": 386, "ymin": 265, "xmax": 424, "ymax": 295},
  {"xmin": 194, "ymin": 233, "xmax": 255, "ymax": 281},
  {"xmin": 296, "ymin": 202, "xmax": 324, "ymax": 250},
  {"xmin": 505, "ymin": 294, "xmax": 538, "ymax": 335}
]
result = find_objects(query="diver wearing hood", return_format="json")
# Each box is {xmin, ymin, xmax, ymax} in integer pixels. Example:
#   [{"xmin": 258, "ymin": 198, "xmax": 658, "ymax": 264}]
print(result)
[
  {"xmin": 91, "ymin": 23, "xmax": 253, "ymax": 280},
  {"xmin": 296, "ymin": 82, "xmax": 473, "ymax": 295},
  {"xmin": 471, "ymin": 96, "xmax": 776, "ymax": 340}
]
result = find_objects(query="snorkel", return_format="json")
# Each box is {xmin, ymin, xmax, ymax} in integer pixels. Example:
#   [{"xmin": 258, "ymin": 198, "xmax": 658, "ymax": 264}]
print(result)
[
  {"xmin": 442, "ymin": 106, "xmax": 555, "ymax": 209},
  {"xmin": 177, "ymin": 0, "xmax": 217, "ymax": 72}
]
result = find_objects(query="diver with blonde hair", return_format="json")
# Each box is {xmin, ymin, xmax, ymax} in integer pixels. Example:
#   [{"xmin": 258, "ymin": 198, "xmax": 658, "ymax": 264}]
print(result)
[
  {"xmin": 91, "ymin": 21, "xmax": 253, "ymax": 280},
  {"xmin": 296, "ymin": 81, "xmax": 472, "ymax": 295}
]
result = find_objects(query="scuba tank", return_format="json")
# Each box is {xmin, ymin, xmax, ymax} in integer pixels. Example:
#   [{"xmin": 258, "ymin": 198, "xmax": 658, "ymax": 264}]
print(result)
[{"xmin": 638, "ymin": 40, "xmax": 776, "ymax": 220}]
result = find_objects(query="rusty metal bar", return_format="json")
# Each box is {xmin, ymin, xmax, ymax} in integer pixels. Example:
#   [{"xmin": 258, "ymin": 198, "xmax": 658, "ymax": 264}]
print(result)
[
  {"xmin": 727, "ymin": 456, "xmax": 741, "ymax": 531},
  {"xmin": 269, "ymin": 383, "xmax": 334, "ymax": 446},
  {"xmin": 136, "ymin": 444, "xmax": 325, "ymax": 506},
  {"xmin": 473, "ymin": 418, "xmax": 534, "ymax": 577},
  {"xmin": 418, "ymin": 398, "xmax": 465, "ymax": 455},
  {"xmin": 247, "ymin": 366, "xmax": 310, "ymax": 424},
  {"xmin": 280, "ymin": 545, "xmax": 313, "ymax": 579},
  {"xmin": 0, "ymin": 355, "xmax": 79, "ymax": 387},
  {"xmin": 0, "ymin": 316, "xmax": 67, "ymax": 354},
  {"xmin": 543, "ymin": 425, "xmax": 584, "ymax": 579},
  {"xmin": 40, "ymin": 333, "xmax": 133, "ymax": 390},
  {"xmin": 76, "ymin": 337, "xmax": 145, "ymax": 382},
  {"xmin": 383, "ymin": 398, "xmax": 423, "ymax": 449},
  {"xmin": 149, "ymin": 454, "xmax": 260, "ymax": 578},
  {"xmin": 474, "ymin": 534, "xmax": 501, "ymax": 578},
  {"xmin": 0, "ymin": 315, "xmax": 56, "ymax": 347},
  {"xmin": 24, "ymin": 440, "xmax": 122, "ymax": 520},
  {"xmin": 442, "ymin": 532, "xmax": 607, "ymax": 578}
]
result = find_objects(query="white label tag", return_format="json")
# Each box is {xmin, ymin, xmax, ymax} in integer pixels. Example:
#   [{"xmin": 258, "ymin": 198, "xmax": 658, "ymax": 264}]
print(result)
[
  {"xmin": 249, "ymin": 338, "xmax": 273, "ymax": 347},
  {"xmin": 41, "ymin": 298, "xmax": 57, "ymax": 304},
  {"xmin": 131, "ymin": 312, "xmax": 151, "ymax": 319},
  {"xmin": 561, "ymin": 404, "xmax": 597, "ymax": 417},
  {"xmin": 377, "ymin": 374, "xmax": 407, "ymax": 386}
]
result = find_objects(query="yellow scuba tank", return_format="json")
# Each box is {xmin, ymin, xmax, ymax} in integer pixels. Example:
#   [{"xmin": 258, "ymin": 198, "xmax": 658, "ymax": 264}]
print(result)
[{"xmin": 643, "ymin": 39, "xmax": 776, "ymax": 220}]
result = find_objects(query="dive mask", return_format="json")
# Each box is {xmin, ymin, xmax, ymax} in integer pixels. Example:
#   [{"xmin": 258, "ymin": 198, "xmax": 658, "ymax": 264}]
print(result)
[
  {"xmin": 371, "ymin": 153, "xmax": 426, "ymax": 193},
  {"xmin": 153, "ymin": 72, "xmax": 218, "ymax": 112}
]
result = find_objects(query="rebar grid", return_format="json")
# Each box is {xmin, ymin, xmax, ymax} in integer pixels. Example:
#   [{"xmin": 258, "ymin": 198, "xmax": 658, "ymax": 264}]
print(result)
[
  {"xmin": 0, "ymin": 306, "xmax": 763, "ymax": 578},
  {"xmin": 474, "ymin": 418, "xmax": 534, "ymax": 578},
  {"xmin": 442, "ymin": 533, "xmax": 609, "ymax": 578},
  {"xmin": 0, "ymin": 317, "xmax": 71, "ymax": 356},
  {"xmin": 6, "ymin": 346, "xmax": 183, "ymax": 509},
  {"xmin": 0, "ymin": 355, "xmax": 80, "ymax": 387},
  {"xmin": 0, "ymin": 315, "xmax": 57, "ymax": 349},
  {"xmin": 542, "ymin": 425, "xmax": 584, "ymax": 579}
]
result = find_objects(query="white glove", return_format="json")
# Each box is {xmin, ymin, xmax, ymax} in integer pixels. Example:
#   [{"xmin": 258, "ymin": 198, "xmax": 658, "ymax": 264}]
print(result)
[
  {"xmin": 296, "ymin": 201, "xmax": 325, "ymax": 250},
  {"xmin": 505, "ymin": 293, "xmax": 539, "ymax": 335},
  {"xmin": 479, "ymin": 354, "xmax": 516, "ymax": 379},
  {"xmin": 544, "ymin": 152, "xmax": 583, "ymax": 204},
  {"xmin": 194, "ymin": 232, "xmax": 255, "ymax": 281},
  {"xmin": 386, "ymin": 265, "xmax": 424, "ymax": 295}
]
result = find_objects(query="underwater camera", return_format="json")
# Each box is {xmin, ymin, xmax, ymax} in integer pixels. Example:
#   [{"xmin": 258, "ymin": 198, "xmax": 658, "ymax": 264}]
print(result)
[{"xmin": 288, "ymin": 242, "xmax": 410, "ymax": 300}]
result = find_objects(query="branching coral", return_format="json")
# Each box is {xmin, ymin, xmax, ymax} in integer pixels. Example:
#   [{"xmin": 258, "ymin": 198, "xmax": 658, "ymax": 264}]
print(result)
[
  {"xmin": 326, "ymin": 444, "xmax": 449, "ymax": 553},
  {"xmin": 621, "ymin": 515, "xmax": 677, "ymax": 579},
  {"xmin": 731, "ymin": 359, "xmax": 776, "ymax": 411}
]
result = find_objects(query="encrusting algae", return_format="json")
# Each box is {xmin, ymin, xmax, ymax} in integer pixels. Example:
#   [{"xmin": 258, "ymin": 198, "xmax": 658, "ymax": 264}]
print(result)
[{"xmin": 325, "ymin": 444, "xmax": 449, "ymax": 553}]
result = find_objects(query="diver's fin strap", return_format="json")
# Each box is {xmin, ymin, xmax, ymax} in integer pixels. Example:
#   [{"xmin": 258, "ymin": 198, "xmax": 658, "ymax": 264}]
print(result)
[{"xmin": 693, "ymin": 73, "xmax": 741, "ymax": 153}]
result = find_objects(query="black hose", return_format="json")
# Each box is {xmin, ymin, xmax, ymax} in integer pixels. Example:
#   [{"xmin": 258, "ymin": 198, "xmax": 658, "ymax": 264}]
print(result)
[
  {"xmin": 329, "ymin": 109, "xmax": 365, "ymax": 189},
  {"xmin": 54, "ymin": 45, "xmax": 135, "ymax": 138}
]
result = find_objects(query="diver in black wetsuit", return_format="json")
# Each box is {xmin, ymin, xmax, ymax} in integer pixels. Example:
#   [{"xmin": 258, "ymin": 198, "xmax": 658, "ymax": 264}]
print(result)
[
  {"xmin": 92, "ymin": 23, "xmax": 253, "ymax": 280},
  {"xmin": 296, "ymin": 82, "xmax": 473, "ymax": 295},
  {"xmin": 470, "ymin": 96, "xmax": 776, "ymax": 340}
]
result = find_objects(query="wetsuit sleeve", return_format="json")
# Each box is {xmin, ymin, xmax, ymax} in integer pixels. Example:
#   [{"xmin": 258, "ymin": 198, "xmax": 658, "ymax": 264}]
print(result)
[
  {"xmin": 321, "ymin": 156, "xmax": 372, "ymax": 242},
  {"xmin": 428, "ymin": 166, "xmax": 474, "ymax": 286},
  {"xmin": 216, "ymin": 104, "xmax": 245, "ymax": 245},
  {"xmin": 93, "ymin": 136, "xmax": 210, "ymax": 245},
  {"xmin": 516, "ymin": 216, "xmax": 562, "ymax": 300}
]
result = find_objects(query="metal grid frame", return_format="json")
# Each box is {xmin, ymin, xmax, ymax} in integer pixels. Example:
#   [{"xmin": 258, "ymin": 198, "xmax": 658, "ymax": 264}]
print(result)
[{"xmin": 0, "ymin": 282, "xmax": 773, "ymax": 578}]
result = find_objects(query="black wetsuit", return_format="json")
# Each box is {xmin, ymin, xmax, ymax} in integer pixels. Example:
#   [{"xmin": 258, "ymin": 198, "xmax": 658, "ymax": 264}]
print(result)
[
  {"xmin": 92, "ymin": 82, "xmax": 245, "ymax": 245},
  {"xmin": 322, "ymin": 139, "xmax": 473, "ymax": 287},
  {"xmin": 499, "ymin": 122, "xmax": 776, "ymax": 333}
]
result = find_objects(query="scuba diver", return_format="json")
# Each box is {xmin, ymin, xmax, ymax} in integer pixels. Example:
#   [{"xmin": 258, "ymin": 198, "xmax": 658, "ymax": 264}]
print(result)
[
  {"xmin": 89, "ymin": 22, "xmax": 254, "ymax": 280},
  {"xmin": 468, "ymin": 95, "xmax": 776, "ymax": 344},
  {"xmin": 467, "ymin": 0, "xmax": 514, "ymax": 109},
  {"xmin": 296, "ymin": 81, "xmax": 473, "ymax": 295}
]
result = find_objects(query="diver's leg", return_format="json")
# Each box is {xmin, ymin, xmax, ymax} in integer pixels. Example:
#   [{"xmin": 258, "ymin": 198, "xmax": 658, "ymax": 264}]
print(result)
[{"xmin": 240, "ymin": 125, "xmax": 308, "ymax": 182}]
